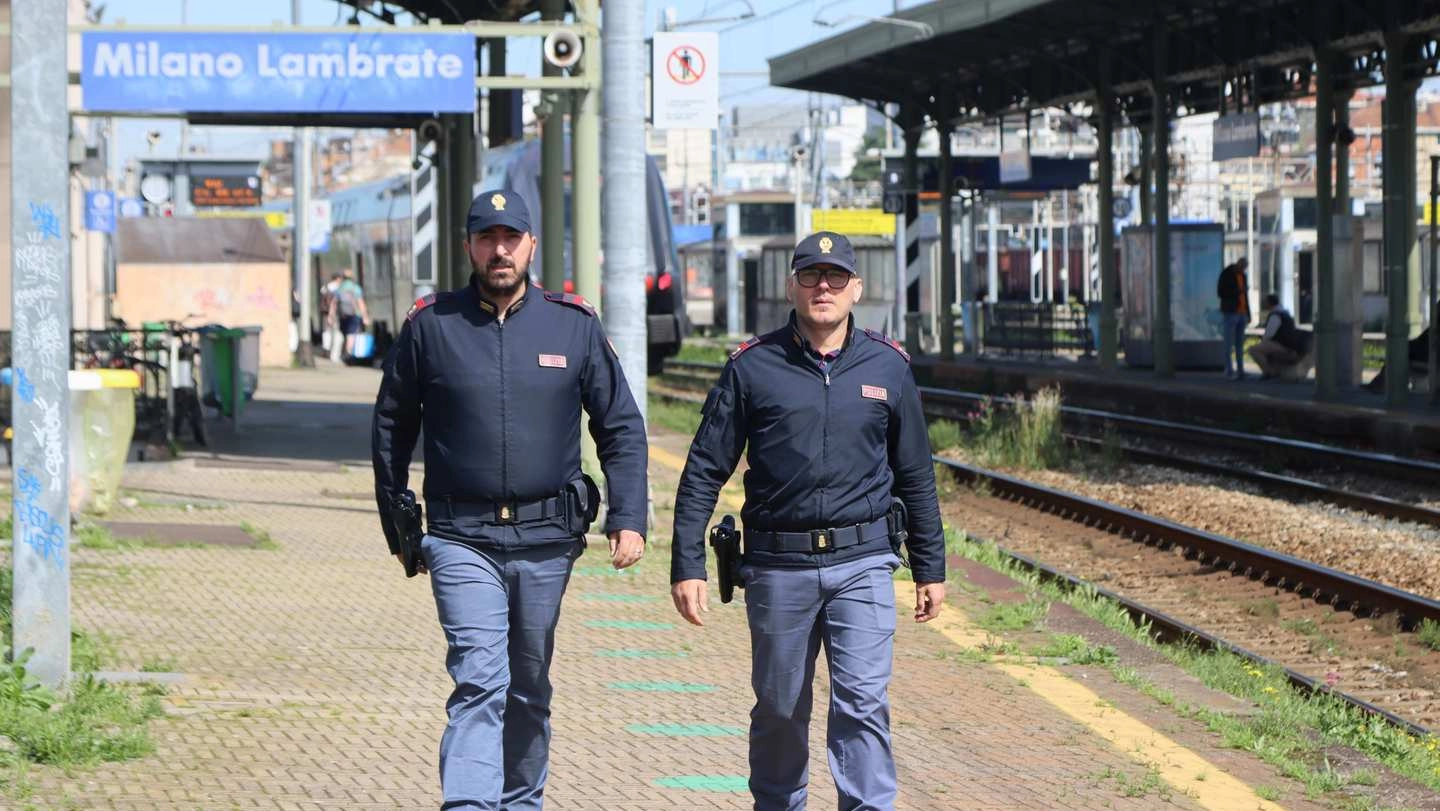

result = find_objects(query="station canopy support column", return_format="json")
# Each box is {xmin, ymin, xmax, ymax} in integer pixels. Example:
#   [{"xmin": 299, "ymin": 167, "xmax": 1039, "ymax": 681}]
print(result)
[
  {"xmin": 1314, "ymin": 48, "xmax": 1338, "ymax": 400},
  {"xmin": 937, "ymin": 98, "xmax": 956, "ymax": 361},
  {"xmin": 540, "ymin": 0, "xmax": 567, "ymax": 292},
  {"xmin": 1382, "ymin": 29, "xmax": 1419, "ymax": 407},
  {"xmin": 901, "ymin": 108, "xmax": 922, "ymax": 347},
  {"xmin": 1151, "ymin": 19, "xmax": 1173, "ymax": 378},
  {"xmin": 1096, "ymin": 53, "xmax": 1118, "ymax": 370}
]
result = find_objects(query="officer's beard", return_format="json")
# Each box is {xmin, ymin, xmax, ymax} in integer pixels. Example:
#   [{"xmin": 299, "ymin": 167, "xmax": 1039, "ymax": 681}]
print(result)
[{"xmin": 471, "ymin": 256, "xmax": 530, "ymax": 299}]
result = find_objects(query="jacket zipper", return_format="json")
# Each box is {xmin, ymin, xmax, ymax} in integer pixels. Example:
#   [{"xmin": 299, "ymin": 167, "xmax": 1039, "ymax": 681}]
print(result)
[
  {"xmin": 499, "ymin": 318, "xmax": 508, "ymax": 496},
  {"xmin": 820, "ymin": 364, "xmax": 830, "ymax": 519}
]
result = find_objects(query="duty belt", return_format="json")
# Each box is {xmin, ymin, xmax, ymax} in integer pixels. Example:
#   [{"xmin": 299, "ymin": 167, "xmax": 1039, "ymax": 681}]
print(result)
[
  {"xmin": 745, "ymin": 515, "xmax": 891, "ymax": 554},
  {"xmin": 429, "ymin": 494, "xmax": 568, "ymax": 525}
]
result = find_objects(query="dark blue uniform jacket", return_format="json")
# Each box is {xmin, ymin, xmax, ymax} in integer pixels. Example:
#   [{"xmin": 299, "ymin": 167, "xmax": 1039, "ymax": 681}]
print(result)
[
  {"xmin": 670, "ymin": 314, "xmax": 945, "ymax": 584},
  {"xmin": 372, "ymin": 282, "xmax": 647, "ymax": 551}
]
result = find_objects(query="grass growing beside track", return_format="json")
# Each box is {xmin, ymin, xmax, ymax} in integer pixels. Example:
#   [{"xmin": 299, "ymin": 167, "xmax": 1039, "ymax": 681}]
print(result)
[{"xmin": 947, "ymin": 532, "xmax": 1440, "ymax": 808}]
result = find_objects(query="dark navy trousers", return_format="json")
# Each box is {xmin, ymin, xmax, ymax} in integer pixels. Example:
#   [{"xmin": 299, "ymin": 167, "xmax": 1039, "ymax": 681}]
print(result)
[
  {"xmin": 743, "ymin": 552, "xmax": 901, "ymax": 811},
  {"xmin": 422, "ymin": 535, "xmax": 582, "ymax": 811}
]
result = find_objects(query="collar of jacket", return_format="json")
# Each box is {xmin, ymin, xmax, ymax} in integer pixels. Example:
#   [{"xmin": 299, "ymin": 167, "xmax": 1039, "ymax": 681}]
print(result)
[
  {"xmin": 787, "ymin": 310, "xmax": 854, "ymax": 360},
  {"xmin": 471, "ymin": 276, "xmax": 533, "ymax": 318}
]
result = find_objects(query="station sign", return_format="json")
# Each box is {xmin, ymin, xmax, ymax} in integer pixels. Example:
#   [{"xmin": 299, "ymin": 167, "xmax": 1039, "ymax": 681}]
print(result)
[
  {"xmin": 1213, "ymin": 112, "xmax": 1261, "ymax": 161},
  {"xmin": 191, "ymin": 174, "xmax": 262, "ymax": 207},
  {"xmin": 81, "ymin": 31, "xmax": 476, "ymax": 114}
]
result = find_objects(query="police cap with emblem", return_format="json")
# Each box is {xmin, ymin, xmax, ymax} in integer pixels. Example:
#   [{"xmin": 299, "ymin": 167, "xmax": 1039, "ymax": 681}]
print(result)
[
  {"xmin": 791, "ymin": 230, "xmax": 856, "ymax": 275},
  {"xmin": 467, "ymin": 189, "xmax": 532, "ymax": 234}
]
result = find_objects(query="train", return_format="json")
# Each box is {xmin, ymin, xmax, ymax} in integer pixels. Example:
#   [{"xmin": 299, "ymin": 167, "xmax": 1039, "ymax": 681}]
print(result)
[{"xmin": 303, "ymin": 139, "xmax": 687, "ymax": 373}]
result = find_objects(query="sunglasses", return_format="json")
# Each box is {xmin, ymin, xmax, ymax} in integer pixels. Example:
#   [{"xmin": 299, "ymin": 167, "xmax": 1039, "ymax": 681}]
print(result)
[{"xmin": 793, "ymin": 268, "xmax": 856, "ymax": 289}]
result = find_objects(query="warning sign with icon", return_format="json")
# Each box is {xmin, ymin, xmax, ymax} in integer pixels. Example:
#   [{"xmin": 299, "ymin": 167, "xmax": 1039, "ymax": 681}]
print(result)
[{"xmin": 652, "ymin": 31, "xmax": 717, "ymax": 130}]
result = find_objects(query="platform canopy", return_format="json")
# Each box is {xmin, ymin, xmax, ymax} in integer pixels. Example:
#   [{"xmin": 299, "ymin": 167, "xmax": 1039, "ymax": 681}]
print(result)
[
  {"xmin": 769, "ymin": 0, "xmax": 1440, "ymax": 123},
  {"xmin": 336, "ymin": 0, "xmax": 545, "ymax": 23}
]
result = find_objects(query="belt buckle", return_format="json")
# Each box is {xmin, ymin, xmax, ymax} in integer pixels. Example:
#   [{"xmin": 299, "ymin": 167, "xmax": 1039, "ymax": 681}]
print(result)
[
  {"xmin": 810, "ymin": 528, "xmax": 834, "ymax": 553},
  {"xmin": 496, "ymin": 502, "xmax": 517, "ymax": 523}
]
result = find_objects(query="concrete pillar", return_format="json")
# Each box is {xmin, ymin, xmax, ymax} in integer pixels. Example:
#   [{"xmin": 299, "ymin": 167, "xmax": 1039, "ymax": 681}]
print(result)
[
  {"xmin": 1152, "ymin": 24, "xmax": 1173, "ymax": 377},
  {"xmin": 540, "ymin": 0, "xmax": 567, "ymax": 291},
  {"xmin": 1315, "ymin": 51, "xmax": 1337, "ymax": 399},
  {"xmin": 938, "ymin": 106, "xmax": 956, "ymax": 361},
  {"xmin": 1382, "ymin": 30, "xmax": 1419, "ymax": 406},
  {"xmin": 1096, "ymin": 59, "xmax": 1119, "ymax": 369}
]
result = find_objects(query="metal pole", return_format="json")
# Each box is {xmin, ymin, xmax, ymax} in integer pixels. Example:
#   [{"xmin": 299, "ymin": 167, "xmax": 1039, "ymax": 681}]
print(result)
[
  {"xmin": 1315, "ymin": 50, "xmax": 1337, "ymax": 399},
  {"xmin": 1062, "ymin": 190, "xmax": 1071, "ymax": 304},
  {"xmin": 571, "ymin": 0, "xmax": 601, "ymax": 311},
  {"xmin": 1152, "ymin": 21, "xmax": 1173, "ymax": 378},
  {"xmin": 1383, "ymin": 29, "xmax": 1417, "ymax": 407},
  {"xmin": 1138, "ymin": 127, "xmax": 1153, "ymax": 225},
  {"xmin": 540, "ymin": 0, "xmax": 567, "ymax": 292},
  {"xmin": 1099, "ymin": 61, "xmax": 1124, "ymax": 370},
  {"xmin": 602, "ymin": 0, "xmax": 648, "ymax": 420},
  {"xmin": 11, "ymin": 0, "xmax": 72, "ymax": 688},
  {"xmin": 901, "ymin": 116, "xmax": 921, "ymax": 342},
  {"xmin": 1430, "ymin": 156, "xmax": 1439, "ymax": 404},
  {"xmin": 938, "ymin": 105, "xmax": 956, "ymax": 361},
  {"xmin": 292, "ymin": 0, "xmax": 313, "ymax": 366},
  {"xmin": 987, "ymin": 202, "xmax": 999, "ymax": 303}
]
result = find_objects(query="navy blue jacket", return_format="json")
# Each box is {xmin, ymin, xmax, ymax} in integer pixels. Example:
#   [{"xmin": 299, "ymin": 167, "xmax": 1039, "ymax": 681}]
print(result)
[
  {"xmin": 671, "ymin": 314, "xmax": 945, "ymax": 584},
  {"xmin": 372, "ymin": 281, "xmax": 647, "ymax": 551}
]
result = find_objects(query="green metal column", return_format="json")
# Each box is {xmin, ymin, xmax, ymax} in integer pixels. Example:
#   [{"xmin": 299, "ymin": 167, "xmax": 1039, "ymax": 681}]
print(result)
[
  {"xmin": 1152, "ymin": 23, "xmax": 1173, "ymax": 378},
  {"xmin": 540, "ymin": 0, "xmax": 567, "ymax": 291},
  {"xmin": 1336, "ymin": 89, "xmax": 1351, "ymax": 213},
  {"xmin": 1138, "ymin": 128, "xmax": 1152, "ymax": 225},
  {"xmin": 1097, "ymin": 57, "xmax": 1118, "ymax": 369},
  {"xmin": 1314, "ymin": 51, "xmax": 1337, "ymax": 399},
  {"xmin": 571, "ymin": 0, "xmax": 601, "ymax": 310},
  {"xmin": 442, "ymin": 114, "xmax": 478, "ymax": 291},
  {"xmin": 938, "ymin": 102, "xmax": 956, "ymax": 361},
  {"xmin": 1382, "ymin": 29, "xmax": 1418, "ymax": 407}
]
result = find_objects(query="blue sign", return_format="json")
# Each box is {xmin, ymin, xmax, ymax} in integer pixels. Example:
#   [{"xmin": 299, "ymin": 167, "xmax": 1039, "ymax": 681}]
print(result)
[
  {"xmin": 84, "ymin": 190, "xmax": 116, "ymax": 233},
  {"xmin": 117, "ymin": 197, "xmax": 145, "ymax": 218},
  {"xmin": 81, "ymin": 31, "xmax": 476, "ymax": 114}
]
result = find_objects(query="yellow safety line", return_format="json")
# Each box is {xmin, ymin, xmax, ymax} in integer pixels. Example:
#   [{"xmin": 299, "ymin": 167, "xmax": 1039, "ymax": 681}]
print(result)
[
  {"xmin": 909, "ymin": 582, "xmax": 1288, "ymax": 811},
  {"xmin": 649, "ymin": 442, "xmax": 744, "ymax": 512}
]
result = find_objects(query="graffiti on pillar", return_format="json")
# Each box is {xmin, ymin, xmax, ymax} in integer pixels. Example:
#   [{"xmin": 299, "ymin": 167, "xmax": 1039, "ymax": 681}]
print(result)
[{"xmin": 14, "ymin": 468, "xmax": 65, "ymax": 565}]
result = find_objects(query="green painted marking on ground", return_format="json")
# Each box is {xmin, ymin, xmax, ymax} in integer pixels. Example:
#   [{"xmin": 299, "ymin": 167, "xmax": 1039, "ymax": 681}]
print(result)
[
  {"xmin": 580, "ymin": 593, "xmax": 660, "ymax": 603},
  {"xmin": 608, "ymin": 680, "xmax": 715, "ymax": 693},
  {"xmin": 653, "ymin": 775, "xmax": 749, "ymax": 793},
  {"xmin": 594, "ymin": 648, "xmax": 688, "ymax": 659},
  {"xmin": 627, "ymin": 723, "xmax": 744, "ymax": 737},
  {"xmin": 584, "ymin": 619, "xmax": 673, "ymax": 631},
  {"xmin": 573, "ymin": 566, "xmax": 635, "ymax": 577}
]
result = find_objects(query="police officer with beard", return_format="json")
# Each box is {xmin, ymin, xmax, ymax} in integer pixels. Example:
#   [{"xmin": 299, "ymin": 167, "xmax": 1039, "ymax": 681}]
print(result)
[
  {"xmin": 670, "ymin": 231, "xmax": 946, "ymax": 810},
  {"xmin": 373, "ymin": 190, "xmax": 647, "ymax": 810}
]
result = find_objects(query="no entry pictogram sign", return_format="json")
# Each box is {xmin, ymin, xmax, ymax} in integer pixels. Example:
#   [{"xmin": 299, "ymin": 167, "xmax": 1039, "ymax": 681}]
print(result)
[
  {"xmin": 652, "ymin": 31, "xmax": 718, "ymax": 130},
  {"xmin": 666, "ymin": 45, "xmax": 706, "ymax": 85}
]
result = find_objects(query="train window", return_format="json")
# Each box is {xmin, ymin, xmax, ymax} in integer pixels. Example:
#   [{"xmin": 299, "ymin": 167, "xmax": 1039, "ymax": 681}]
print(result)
[{"xmin": 739, "ymin": 203, "xmax": 795, "ymax": 236}]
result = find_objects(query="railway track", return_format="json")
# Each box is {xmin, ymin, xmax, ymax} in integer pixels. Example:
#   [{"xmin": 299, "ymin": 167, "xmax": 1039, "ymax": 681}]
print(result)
[
  {"xmin": 651, "ymin": 364, "xmax": 1440, "ymax": 733},
  {"xmin": 659, "ymin": 360, "xmax": 1440, "ymax": 529}
]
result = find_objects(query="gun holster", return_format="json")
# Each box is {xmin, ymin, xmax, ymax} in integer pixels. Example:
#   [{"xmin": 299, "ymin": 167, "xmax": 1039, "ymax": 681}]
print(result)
[
  {"xmin": 886, "ymin": 497, "xmax": 910, "ymax": 568},
  {"xmin": 565, "ymin": 474, "xmax": 602, "ymax": 535},
  {"xmin": 709, "ymin": 515, "xmax": 743, "ymax": 604},
  {"xmin": 389, "ymin": 490, "xmax": 426, "ymax": 578}
]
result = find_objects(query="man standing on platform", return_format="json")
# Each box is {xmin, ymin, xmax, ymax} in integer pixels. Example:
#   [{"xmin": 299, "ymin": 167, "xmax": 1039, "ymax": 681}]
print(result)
[
  {"xmin": 669, "ymin": 231, "xmax": 946, "ymax": 811},
  {"xmin": 1217, "ymin": 257, "xmax": 1250, "ymax": 379},
  {"xmin": 372, "ymin": 190, "xmax": 648, "ymax": 810}
]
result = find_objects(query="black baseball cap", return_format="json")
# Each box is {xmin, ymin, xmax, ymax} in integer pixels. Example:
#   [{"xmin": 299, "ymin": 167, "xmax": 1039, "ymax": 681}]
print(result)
[
  {"xmin": 791, "ymin": 231, "xmax": 856, "ymax": 275},
  {"xmin": 467, "ymin": 189, "xmax": 532, "ymax": 234}
]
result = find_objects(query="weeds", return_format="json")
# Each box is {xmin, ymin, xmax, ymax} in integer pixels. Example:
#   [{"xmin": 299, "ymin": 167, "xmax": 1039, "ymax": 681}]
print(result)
[
  {"xmin": 1030, "ymin": 633, "xmax": 1119, "ymax": 665},
  {"xmin": 976, "ymin": 599, "xmax": 1048, "ymax": 633},
  {"xmin": 963, "ymin": 389, "xmax": 1067, "ymax": 470},
  {"xmin": 1417, "ymin": 619, "xmax": 1440, "ymax": 652},
  {"xmin": 927, "ymin": 419, "xmax": 963, "ymax": 453},
  {"xmin": 240, "ymin": 521, "xmax": 279, "ymax": 550},
  {"xmin": 647, "ymin": 394, "xmax": 704, "ymax": 437}
]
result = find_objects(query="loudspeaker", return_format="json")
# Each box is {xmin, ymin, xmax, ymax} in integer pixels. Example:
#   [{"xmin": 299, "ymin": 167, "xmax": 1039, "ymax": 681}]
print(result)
[{"xmin": 543, "ymin": 30, "xmax": 583, "ymax": 70}]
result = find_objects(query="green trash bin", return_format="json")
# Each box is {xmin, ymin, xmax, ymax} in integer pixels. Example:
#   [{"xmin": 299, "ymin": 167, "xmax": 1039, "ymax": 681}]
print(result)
[{"xmin": 200, "ymin": 325, "xmax": 264, "ymax": 419}]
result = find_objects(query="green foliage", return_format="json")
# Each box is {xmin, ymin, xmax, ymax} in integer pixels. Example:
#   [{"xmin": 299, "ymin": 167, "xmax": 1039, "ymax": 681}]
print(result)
[
  {"xmin": 964, "ymin": 389, "xmax": 1067, "ymax": 470},
  {"xmin": 1417, "ymin": 618, "xmax": 1440, "ymax": 652},
  {"xmin": 848, "ymin": 130, "xmax": 885, "ymax": 184},
  {"xmin": 647, "ymin": 395, "xmax": 704, "ymax": 437},
  {"xmin": 927, "ymin": 419, "xmax": 963, "ymax": 453},
  {"xmin": 0, "ymin": 653, "xmax": 56, "ymax": 713},
  {"xmin": 673, "ymin": 342, "xmax": 732, "ymax": 365},
  {"xmin": 0, "ymin": 673, "xmax": 161, "ymax": 767},
  {"xmin": 240, "ymin": 522, "xmax": 279, "ymax": 550},
  {"xmin": 975, "ymin": 599, "xmax": 1048, "ymax": 633},
  {"xmin": 1030, "ymin": 633, "xmax": 1119, "ymax": 665},
  {"xmin": 0, "ymin": 515, "xmax": 11, "ymax": 540},
  {"xmin": 73, "ymin": 523, "xmax": 123, "ymax": 551}
]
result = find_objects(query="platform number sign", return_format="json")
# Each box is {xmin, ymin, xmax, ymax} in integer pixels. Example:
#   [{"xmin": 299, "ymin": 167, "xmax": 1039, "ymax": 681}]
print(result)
[{"xmin": 652, "ymin": 31, "xmax": 718, "ymax": 130}]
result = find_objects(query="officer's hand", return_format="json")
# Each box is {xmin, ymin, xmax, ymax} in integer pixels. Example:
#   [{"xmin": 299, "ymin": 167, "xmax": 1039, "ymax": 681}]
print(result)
[
  {"xmin": 608, "ymin": 529, "xmax": 645, "ymax": 569},
  {"xmin": 914, "ymin": 582, "xmax": 944, "ymax": 623},
  {"xmin": 394, "ymin": 553, "xmax": 428, "ymax": 575},
  {"xmin": 671, "ymin": 579, "xmax": 708, "ymax": 627}
]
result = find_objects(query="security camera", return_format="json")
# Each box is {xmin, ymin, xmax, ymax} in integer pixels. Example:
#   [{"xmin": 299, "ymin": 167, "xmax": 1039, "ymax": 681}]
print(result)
[
  {"xmin": 543, "ymin": 30, "xmax": 583, "ymax": 70},
  {"xmin": 145, "ymin": 130, "xmax": 162, "ymax": 146}
]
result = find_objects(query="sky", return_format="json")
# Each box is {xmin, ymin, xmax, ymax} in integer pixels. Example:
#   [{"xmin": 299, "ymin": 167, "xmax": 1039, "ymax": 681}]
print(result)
[{"xmin": 99, "ymin": 0, "xmax": 923, "ymax": 170}]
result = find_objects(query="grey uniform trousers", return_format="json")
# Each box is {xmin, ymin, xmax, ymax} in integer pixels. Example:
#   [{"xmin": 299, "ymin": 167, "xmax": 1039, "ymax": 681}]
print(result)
[
  {"xmin": 422, "ymin": 535, "xmax": 581, "ymax": 811},
  {"xmin": 743, "ymin": 552, "xmax": 901, "ymax": 811}
]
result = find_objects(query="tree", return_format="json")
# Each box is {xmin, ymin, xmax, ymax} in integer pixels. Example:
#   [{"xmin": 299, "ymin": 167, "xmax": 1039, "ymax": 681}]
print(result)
[{"xmin": 849, "ymin": 130, "xmax": 885, "ymax": 184}]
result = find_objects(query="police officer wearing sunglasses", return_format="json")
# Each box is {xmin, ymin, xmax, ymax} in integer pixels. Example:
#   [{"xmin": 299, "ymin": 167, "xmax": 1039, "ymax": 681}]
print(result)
[{"xmin": 670, "ymin": 231, "xmax": 946, "ymax": 810}]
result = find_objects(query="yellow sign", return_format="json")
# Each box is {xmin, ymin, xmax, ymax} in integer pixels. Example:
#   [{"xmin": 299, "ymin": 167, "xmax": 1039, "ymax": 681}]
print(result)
[
  {"xmin": 810, "ymin": 208, "xmax": 895, "ymax": 236},
  {"xmin": 196, "ymin": 209, "xmax": 292, "ymax": 230}
]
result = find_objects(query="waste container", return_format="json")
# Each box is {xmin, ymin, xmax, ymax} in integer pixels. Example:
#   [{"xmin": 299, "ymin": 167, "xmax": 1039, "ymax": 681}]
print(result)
[
  {"xmin": 1, "ymin": 367, "xmax": 139, "ymax": 516},
  {"xmin": 200, "ymin": 325, "xmax": 262, "ymax": 418}
]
